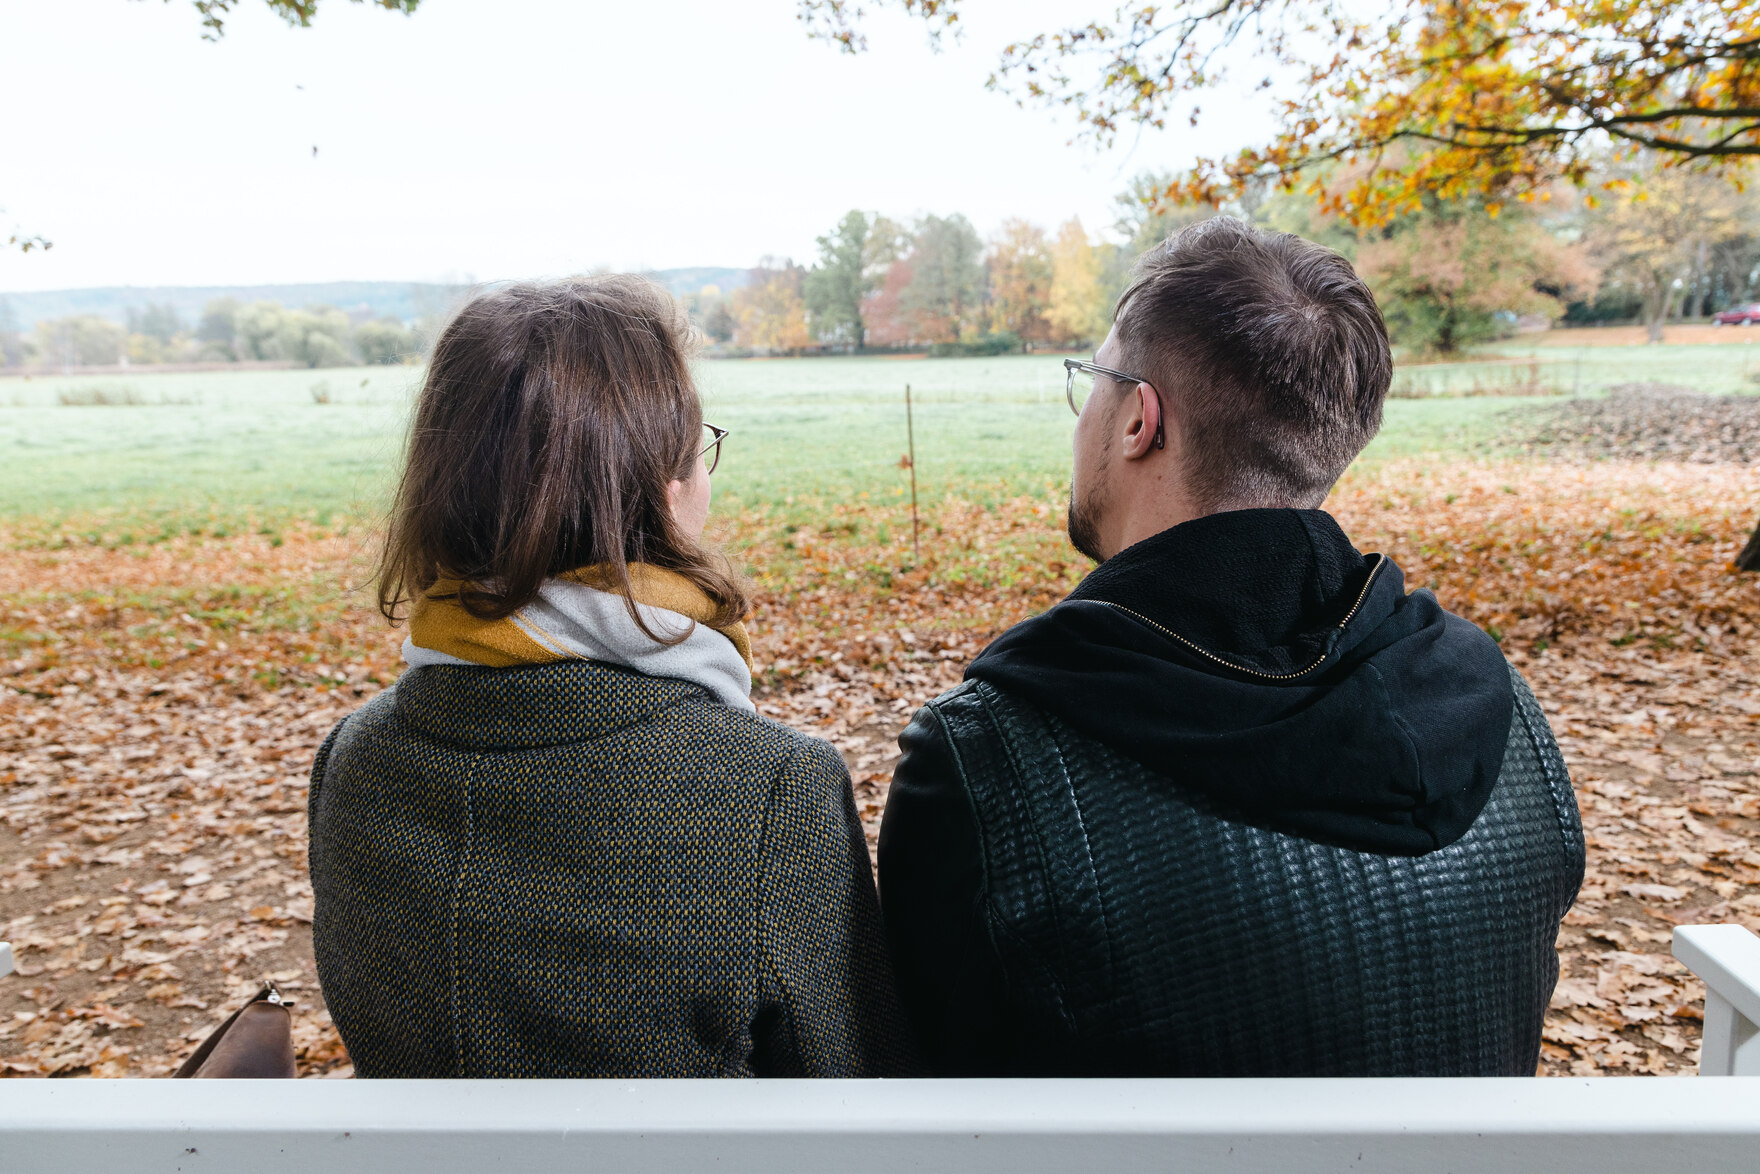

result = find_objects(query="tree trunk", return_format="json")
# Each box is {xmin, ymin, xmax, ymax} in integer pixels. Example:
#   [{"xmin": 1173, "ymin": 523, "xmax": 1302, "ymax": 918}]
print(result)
[
  {"xmin": 1644, "ymin": 285, "xmax": 1668, "ymax": 343},
  {"xmin": 1692, "ymin": 239, "xmax": 1711, "ymax": 318},
  {"xmin": 1738, "ymin": 519, "xmax": 1760, "ymax": 572}
]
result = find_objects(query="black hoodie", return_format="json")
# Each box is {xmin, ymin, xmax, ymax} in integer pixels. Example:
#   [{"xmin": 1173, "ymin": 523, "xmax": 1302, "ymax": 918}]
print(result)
[{"xmin": 964, "ymin": 508, "xmax": 1513, "ymax": 855}]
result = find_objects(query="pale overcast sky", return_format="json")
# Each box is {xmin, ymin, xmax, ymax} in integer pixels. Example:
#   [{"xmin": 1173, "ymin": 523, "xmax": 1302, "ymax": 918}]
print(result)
[{"xmin": 0, "ymin": 0, "xmax": 1277, "ymax": 291}]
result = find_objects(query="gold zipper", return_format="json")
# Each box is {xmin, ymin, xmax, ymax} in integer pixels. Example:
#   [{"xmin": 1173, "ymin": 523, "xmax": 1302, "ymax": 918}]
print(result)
[{"xmin": 1091, "ymin": 555, "xmax": 1385, "ymax": 682}]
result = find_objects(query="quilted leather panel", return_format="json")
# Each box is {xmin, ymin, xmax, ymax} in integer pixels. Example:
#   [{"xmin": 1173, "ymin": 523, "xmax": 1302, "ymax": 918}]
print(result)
[{"xmin": 931, "ymin": 664, "xmax": 1583, "ymax": 1076}]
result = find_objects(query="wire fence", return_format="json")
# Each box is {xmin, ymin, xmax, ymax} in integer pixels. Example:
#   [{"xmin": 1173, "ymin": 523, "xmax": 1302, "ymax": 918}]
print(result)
[{"xmin": 1389, "ymin": 356, "xmax": 1574, "ymax": 398}]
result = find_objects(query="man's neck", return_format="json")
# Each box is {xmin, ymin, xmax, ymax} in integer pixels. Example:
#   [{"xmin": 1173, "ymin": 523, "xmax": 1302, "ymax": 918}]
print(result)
[
  {"xmin": 1098, "ymin": 477, "xmax": 1208, "ymax": 561},
  {"xmin": 1097, "ymin": 486, "xmax": 1312, "ymax": 563}
]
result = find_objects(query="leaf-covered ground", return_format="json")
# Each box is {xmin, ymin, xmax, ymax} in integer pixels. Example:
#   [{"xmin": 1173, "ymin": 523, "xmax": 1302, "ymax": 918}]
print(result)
[
  {"xmin": 1520, "ymin": 384, "xmax": 1760, "ymax": 465},
  {"xmin": 2, "ymin": 457, "xmax": 1756, "ymax": 1078}
]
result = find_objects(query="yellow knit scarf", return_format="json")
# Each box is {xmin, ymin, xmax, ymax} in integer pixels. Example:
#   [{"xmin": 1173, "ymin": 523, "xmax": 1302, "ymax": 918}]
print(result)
[{"xmin": 408, "ymin": 564, "xmax": 753, "ymax": 671}]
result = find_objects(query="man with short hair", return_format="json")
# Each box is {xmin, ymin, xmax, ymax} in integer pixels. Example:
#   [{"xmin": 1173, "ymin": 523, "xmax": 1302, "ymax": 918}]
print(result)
[{"xmin": 878, "ymin": 217, "xmax": 1583, "ymax": 1076}]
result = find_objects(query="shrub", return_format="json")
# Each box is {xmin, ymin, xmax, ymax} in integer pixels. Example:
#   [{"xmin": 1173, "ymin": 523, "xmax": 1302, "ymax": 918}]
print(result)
[
  {"xmin": 928, "ymin": 332, "xmax": 1022, "ymax": 357},
  {"xmin": 353, "ymin": 318, "xmax": 417, "ymax": 365},
  {"xmin": 302, "ymin": 332, "xmax": 352, "ymax": 369}
]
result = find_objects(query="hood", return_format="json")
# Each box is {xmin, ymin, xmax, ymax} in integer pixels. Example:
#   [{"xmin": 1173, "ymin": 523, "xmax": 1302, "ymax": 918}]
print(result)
[{"xmin": 965, "ymin": 509, "xmax": 1513, "ymax": 856}]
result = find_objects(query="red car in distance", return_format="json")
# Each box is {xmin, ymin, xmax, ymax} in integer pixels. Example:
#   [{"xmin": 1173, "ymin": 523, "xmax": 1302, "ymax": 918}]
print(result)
[{"xmin": 1712, "ymin": 302, "xmax": 1760, "ymax": 325}]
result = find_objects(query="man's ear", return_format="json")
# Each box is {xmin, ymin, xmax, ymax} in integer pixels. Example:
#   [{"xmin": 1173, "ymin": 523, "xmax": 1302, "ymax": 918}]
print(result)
[{"xmin": 1119, "ymin": 382, "xmax": 1162, "ymax": 462}]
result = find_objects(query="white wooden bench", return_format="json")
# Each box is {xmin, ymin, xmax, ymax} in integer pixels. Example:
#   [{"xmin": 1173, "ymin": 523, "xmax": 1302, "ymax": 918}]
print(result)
[
  {"xmin": 1675, "ymin": 924, "xmax": 1760, "ymax": 1076},
  {"xmin": 2, "ymin": 925, "xmax": 1757, "ymax": 1174}
]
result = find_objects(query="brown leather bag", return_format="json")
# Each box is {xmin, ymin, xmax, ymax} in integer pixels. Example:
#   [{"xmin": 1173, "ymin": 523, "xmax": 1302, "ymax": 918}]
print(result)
[{"xmin": 173, "ymin": 984, "xmax": 296, "ymax": 1079}]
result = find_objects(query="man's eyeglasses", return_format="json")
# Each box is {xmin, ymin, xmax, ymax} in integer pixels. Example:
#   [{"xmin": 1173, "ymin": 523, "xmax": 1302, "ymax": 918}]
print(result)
[
  {"xmin": 700, "ymin": 423, "xmax": 728, "ymax": 475},
  {"xmin": 1062, "ymin": 359, "xmax": 1164, "ymax": 450}
]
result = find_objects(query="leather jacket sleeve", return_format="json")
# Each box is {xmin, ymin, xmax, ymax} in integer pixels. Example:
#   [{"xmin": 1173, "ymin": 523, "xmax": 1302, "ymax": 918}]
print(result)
[{"xmin": 877, "ymin": 697, "xmax": 1016, "ymax": 1075}]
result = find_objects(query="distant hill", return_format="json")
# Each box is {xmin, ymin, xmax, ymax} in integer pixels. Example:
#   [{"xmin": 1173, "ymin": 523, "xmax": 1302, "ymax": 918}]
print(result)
[
  {"xmin": 646, "ymin": 267, "xmax": 751, "ymax": 297},
  {"xmin": 0, "ymin": 268, "xmax": 752, "ymax": 332},
  {"xmin": 0, "ymin": 282, "xmax": 467, "ymax": 332}
]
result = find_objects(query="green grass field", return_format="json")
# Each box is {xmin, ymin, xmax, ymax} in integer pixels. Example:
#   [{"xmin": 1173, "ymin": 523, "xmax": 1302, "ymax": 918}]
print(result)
[
  {"xmin": 1402, "ymin": 338, "xmax": 1760, "ymax": 396},
  {"xmin": 4, "ymin": 345, "xmax": 1752, "ymax": 537}
]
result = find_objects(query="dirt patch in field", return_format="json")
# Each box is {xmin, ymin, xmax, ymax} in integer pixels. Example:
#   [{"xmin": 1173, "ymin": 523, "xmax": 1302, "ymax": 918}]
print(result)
[
  {"xmin": 2, "ymin": 458, "xmax": 1757, "ymax": 1077},
  {"xmin": 1514, "ymin": 386, "xmax": 1760, "ymax": 465}
]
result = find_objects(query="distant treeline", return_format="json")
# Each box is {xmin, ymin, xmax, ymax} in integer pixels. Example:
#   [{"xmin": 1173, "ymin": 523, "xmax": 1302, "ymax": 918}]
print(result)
[
  {"xmin": 690, "ymin": 163, "xmax": 1760, "ymax": 359},
  {"xmin": 1, "ymin": 298, "xmax": 425, "ymax": 370},
  {"xmin": 0, "ymin": 269, "xmax": 743, "ymax": 372},
  {"xmin": 6, "ymin": 167, "xmax": 1756, "ymax": 370},
  {"xmin": 686, "ymin": 175, "xmax": 1197, "ymax": 358}
]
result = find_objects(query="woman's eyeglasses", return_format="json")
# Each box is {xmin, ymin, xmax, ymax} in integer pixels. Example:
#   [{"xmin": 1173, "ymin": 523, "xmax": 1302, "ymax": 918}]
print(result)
[{"xmin": 700, "ymin": 423, "xmax": 728, "ymax": 475}]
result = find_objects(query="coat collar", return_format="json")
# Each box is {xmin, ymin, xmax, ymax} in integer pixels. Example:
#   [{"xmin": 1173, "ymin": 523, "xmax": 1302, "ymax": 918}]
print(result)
[
  {"xmin": 1067, "ymin": 509, "xmax": 1376, "ymax": 679},
  {"xmin": 393, "ymin": 659, "xmax": 707, "ymax": 750}
]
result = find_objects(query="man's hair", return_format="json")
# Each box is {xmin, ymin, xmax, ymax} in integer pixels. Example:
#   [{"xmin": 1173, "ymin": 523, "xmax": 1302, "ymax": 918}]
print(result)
[{"xmin": 1113, "ymin": 217, "xmax": 1391, "ymax": 509}]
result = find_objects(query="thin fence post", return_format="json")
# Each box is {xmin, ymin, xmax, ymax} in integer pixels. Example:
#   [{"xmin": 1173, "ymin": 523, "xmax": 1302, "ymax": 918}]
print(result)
[{"xmin": 905, "ymin": 383, "xmax": 920, "ymax": 564}]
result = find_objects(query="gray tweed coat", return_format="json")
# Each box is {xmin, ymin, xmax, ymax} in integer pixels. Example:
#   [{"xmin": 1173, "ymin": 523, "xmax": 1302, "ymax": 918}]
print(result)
[{"xmin": 308, "ymin": 659, "xmax": 917, "ymax": 1078}]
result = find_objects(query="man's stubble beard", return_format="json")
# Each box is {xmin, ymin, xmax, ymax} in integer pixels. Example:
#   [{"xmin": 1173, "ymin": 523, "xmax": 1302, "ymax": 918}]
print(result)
[
  {"xmin": 1067, "ymin": 481, "xmax": 1108, "ymax": 564},
  {"xmin": 1068, "ymin": 401, "xmax": 1115, "ymax": 564}
]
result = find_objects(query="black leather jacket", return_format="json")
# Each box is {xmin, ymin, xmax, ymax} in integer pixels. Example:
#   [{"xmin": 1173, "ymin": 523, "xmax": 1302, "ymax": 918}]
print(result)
[{"xmin": 877, "ymin": 510, "xmax": 1584, "ymax": 1076}]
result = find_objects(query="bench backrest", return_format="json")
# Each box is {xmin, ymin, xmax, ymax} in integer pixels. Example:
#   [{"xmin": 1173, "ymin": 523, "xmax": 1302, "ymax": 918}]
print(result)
[{"xmin": 5, "ymin": 1076, "xmax": 1760, "ymax": 1172}]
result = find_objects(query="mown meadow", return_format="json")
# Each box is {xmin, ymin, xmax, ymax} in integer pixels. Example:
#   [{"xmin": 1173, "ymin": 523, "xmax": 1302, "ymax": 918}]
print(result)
[{"xmin": 9, "ymin": 340, "xmax": 1755, "ymax": 533}]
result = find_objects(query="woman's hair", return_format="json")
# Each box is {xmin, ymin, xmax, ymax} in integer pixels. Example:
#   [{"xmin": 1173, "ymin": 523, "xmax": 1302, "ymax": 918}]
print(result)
[{"xmin": 376, "ymin": 274, "xmax": 748, "ymax": 634}]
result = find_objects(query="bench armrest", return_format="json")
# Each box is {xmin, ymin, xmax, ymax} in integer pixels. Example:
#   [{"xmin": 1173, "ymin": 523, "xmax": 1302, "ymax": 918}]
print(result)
[{"xmin": 1674, "ymin": 924, "xmax": 1760, "ymax": 1075}]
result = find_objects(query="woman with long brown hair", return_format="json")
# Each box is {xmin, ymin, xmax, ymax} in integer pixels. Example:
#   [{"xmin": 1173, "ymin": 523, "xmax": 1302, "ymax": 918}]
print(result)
[{"xmin": 307, "ymin": 275, "xmax": 915, "ymax": 1077}]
